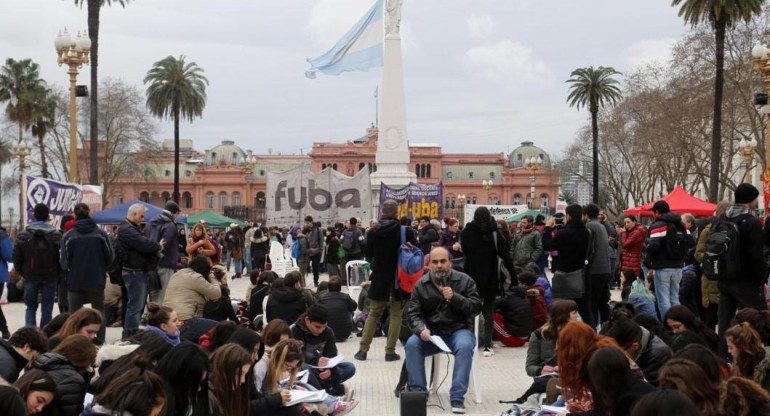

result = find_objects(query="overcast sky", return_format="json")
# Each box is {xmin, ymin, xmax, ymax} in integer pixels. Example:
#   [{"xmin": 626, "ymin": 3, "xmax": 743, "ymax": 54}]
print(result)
[{"xmin": 0, "ymin": 0, "xmax": 689, "ymax": 158}]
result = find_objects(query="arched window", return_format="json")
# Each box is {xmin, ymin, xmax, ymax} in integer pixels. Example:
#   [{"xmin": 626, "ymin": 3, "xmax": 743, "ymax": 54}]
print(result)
[
  {"xmin": 139, "ymin": 191, "xmax": 149, "ymax": 203},
  {"xmin": 111, "ymin": 195, "xmax": 123, "ymax": 207},
  {"xmin": 360, "ymin": 162, "xmax": 366, "ymax": 171},
  {"xmin": 161, "ymin": 191, "xmax": 170, "ymax": 203},
  {"xmin": 445, "ymin": 197, "xmax": 450, "ymax": 209},
  {"xmin": 451, "ymin": 198, "xmax": 456, "ymax": 209},
  {"xmin": 322, "ymin": 163, "xmax": 327, "ymax": 170},
  {"xmin": 332, "ymin": 163, "xmax": 338, "ymax": 171},
  {"xmin": 182, "ymin": 192, "xmax": 192, "ymax": 209},
  {"xmin": 471, "ymin": 197, "xmax": 477, "ymax": 205},
  {"xmin": 256, "ymin": 192, "xmax": 266, "ymax": 208},
  {"xmin": 211, "ymin": 152, "xmax": 217, "ymax": 162},
  {"xmin": 219, "ymin": 192, "xmax": 228, "ymax": 209},
  {"xmin": 540, "ymin": 193, "xmax": 549, "ymax": 208},
  {"xmin": 232, "ymin": 152, "xmax": 238, "ymax": 163},
  {"xmin": 206, "ymin": 192, "xmax": 215, "ymax": 209},
  {"xmin": 426, "ymin": 164, "xmax": 431, "ymax": 178},
  {"xmin": 513, "ymin": 193, "xmax": 522, "ymax": 205},
  {"xmin": 232, "ymin": 192, "xmax": 241, "ymax": 206}
]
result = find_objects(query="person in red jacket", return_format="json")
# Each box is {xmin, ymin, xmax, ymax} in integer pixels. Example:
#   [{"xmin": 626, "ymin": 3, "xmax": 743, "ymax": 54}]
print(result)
[
  {"xmin": 519, "ymin": 271, "xmax": 547, "ymax": 330},
  {"xmin": 617, "ymin": 215, "xmax": 647, "ymax": 278}
]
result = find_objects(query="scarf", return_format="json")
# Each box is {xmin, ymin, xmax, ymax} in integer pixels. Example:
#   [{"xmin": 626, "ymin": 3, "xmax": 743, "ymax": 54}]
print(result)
[{"xmin": 144, "ymin": 325, "xmax": 181, "ymax": 346}]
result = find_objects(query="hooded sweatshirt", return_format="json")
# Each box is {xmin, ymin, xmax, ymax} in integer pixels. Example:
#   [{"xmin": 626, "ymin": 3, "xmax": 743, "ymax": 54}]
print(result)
[
  {"xmin": 265, "ymin": 286, "xmax": 307, "ymax": 324},
  {"xmin": 60, "ymin": 217, "xmax": 114, "ymax": 291}
]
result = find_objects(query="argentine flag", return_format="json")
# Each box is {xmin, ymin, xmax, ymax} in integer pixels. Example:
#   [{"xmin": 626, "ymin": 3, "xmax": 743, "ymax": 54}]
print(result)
[{"xmin": 305, "ymin": 0, "xmax": 383, "ymax": 79}]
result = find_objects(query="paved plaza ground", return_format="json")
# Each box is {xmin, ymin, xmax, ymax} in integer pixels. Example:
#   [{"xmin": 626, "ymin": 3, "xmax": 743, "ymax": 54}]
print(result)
[{"xmin": 3, "ymin": 270, "xmax": 541, "ymax": 416}]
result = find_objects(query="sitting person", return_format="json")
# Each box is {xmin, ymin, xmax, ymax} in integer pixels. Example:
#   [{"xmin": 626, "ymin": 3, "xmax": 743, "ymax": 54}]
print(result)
[
  {"xmin": 248, "ymin": 271, "xmax": 277, "ymax": 322},
  {"xmin": 203, "ymin": 265, "xmax": 238, "ymax": 323},
  {"xmin": 48, "ymin": 308, "xmax": 103, "ymax": 349},
  {"xmin": 317, "ymin": 277, "xmax": 357, "ymax": 342},
  {"xmin": 517, "ymin": 271, "xmax": 548, "ymax": 330},
  {"xmin": 524, "ymin": 263, "xmax": 552, "ymax": 307},
  {"xmin": 162, "ymin": 255, "xmax": 222, "ymax": 341},
  {"xmin": 266, "ymin": 272, "xmax": 308, "ymax": 324},
  {"xmin": 290, "ymin": 304, "xmax": 356, "ymax": 397},
  {"xmin": 0, "ymin": 326, "xmax": 48, "ymax": 383},
  {"xmin": 81, "ymin": 355, "xmax": 167, "ymax": 416},
  {"xmin": 620, "ymin": 269, "xmax": 657, "ymax": 320},
  {"xmin": 493, "ymin": 284, "xmax": 533, "ymax": 348},
  {"xmin": 405, "ymin": 247, "xmax": 482, "ymax": 414},
  {"xmin": 588, "ymin": 346, "xmax": 656, "ymax": 416},
  {"xmin": 665, "ymin": 305, "xmax": 719, "ymax": 352},
  {"xmin": 633, "ymin": 270, "xmax": 656, "ymax": 303},
  {"xmin": 31, "ymin": 334, "xmax": 97, "ymax": 416},
  {"xmin": 602, "ymin": 313, "xmax": 672, "ymax": 386},
  {"xmin": 0, "ymin": 369, "xmax": 57, "ymax": 416},
  {"xmin": 144, "ymin": 302, "xmax": 182, "ymax": 346}
]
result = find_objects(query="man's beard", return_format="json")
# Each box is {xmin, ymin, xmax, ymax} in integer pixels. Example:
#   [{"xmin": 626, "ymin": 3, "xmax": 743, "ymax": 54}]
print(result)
[{"xmin": 430, "ymin": 268, "xmax": 450, "ymax": 287}]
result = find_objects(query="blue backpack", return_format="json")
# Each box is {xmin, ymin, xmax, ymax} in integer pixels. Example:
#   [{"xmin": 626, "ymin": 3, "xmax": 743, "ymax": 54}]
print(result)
[
  {"xmin": 395, "ymin": 226, "xmax": 425, "ymax": 293},
  {"xmin": 291, "ymin": 239, "xmax": 301, "ymax": 259}
]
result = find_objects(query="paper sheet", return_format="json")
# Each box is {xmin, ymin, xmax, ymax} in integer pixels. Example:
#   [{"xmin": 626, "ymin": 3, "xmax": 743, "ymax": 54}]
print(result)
[
  {"xmin": 280, "ymin": 369, "xmax": 309, "ymax": 385},
  {"xmin": 283, "ymin": 389, "xmax": 328, "ymax": 407},
  {"xmin": 429, "ymin": 335, "xmax": 451, "ymax": 353},
  {"xmin": 309, "ymin": 355, "xmax": 345, "ymax": 369},
  {"xmin": 540, "ymin": 405, "xmax": 567, "ymax": 413}
]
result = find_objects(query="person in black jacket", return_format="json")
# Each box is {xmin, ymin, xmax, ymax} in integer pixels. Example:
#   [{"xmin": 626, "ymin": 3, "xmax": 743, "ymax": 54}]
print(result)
[
  {"xmin": 460, "ymin": 206, "xmax": 516, "ymax": 355},
  {"xmin": 542, "ymin": 204, "xmax": 592, "ymax": 326},
  {"xmin": 317, "ymin": 276, "xmax": 357, "ymax": 341},
  {"xmin": 31, "ymin": 334, "xmax": 97, "ymax": 416},
  {"xmin": 354, "ymin": 200, "xmax": 417, "ymax": 362},
  {"xmin": 494, "ymin": 286, "xmax": 533, "ymax": 348},
  {"xmin": 265, "ymin": 272, "xmax": 307, "ymax": 324},
  {"xmin": 417, "ymin": 216, "xmax": 439, "ymax": 255},
  {"xmin": 405, "ymin": 247, "xmax": 482, "ymax": 414},
  {"xmin": 0, "ymin": 326, "xmax": 48, "ymax": 383},
  {"xmin": 290, "ymin": 304, "xmax": 356, "ymax": 396},
  {"xmin": 117, "ymin": 204, "xmax": 163, "ymax": 339},
  {"xmin": 203, "ymin": 265, "xmax": 238, "ymax": 323},
  {"xmin": 602, "ymin": 315, "xmax": 672, "ymax": 386},
  {"xmin": 60, "ymin": 203, "xmax": 114, "ymax": 342},
  {"xmin": 718, "ymin": 183, "xmax": 768, "ymax": 357},
  {"xmin": 588, "ymin": 346, "xmax": 656, "ymax": 416}
]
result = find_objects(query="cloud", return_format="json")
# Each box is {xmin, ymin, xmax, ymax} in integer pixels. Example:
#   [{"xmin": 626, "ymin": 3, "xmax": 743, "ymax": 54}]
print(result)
[
  {"xmin": 467, "ymin": 14, "xmax": 495, "ymax": 39},
  {"xmin": 465, "ymin": 40, "xmax": 552, "ymax": 85},
  {"xmin": 625, "ymin": 38, "xmax": 676, "ymax": 70},
  {"xmin": 306, "ymin": 0, "xmax": 374, "ymax": 46}
]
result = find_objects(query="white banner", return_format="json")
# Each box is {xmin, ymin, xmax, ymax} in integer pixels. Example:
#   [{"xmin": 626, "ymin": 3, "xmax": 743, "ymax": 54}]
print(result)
[
  {"xmin": 463, "ymin": 204, "xmax": 529, "ymax": 226},
  {"xmin": 266, "ymin": 165, "xmax": 372, "ymax": 226}
]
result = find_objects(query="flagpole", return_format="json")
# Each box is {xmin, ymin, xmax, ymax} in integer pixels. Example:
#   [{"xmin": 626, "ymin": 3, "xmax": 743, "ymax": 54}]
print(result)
[{"xmin": 375, "ymin": 86, "xmax": 379, "ymax": 129}]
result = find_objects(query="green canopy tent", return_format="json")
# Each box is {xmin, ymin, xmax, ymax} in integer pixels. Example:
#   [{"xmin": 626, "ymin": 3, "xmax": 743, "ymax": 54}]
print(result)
[
  {"xmin": 505, "ymin": 209, "xmax": 551, "ymax": 224},
  {"xmin": 187, "ymin": 210, "xmax": 244, "ymax": 228}
]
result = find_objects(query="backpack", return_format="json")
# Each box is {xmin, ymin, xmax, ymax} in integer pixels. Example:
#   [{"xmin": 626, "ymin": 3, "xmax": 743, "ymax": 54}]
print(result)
[
  {"xmin": 341, "ymin": 229, "xmax": 357, "ymax": 252},
  {"xmin": 702, "ymin": 216, "xmax": 744, "ymax": 281},
  {"xmin": 23, "ymin": 229, "xmax": 59, "ymax": 280},
  {"xmin": 665, "ymin": 223, "xmax": 693, "ymax": 261},
  {"xmin": 395, "ymin": 226, "xmax": 425, "ymax": 294},
  {"xmin": 291, "ymin": 239, "xmax": 301, "ymax": 259}
]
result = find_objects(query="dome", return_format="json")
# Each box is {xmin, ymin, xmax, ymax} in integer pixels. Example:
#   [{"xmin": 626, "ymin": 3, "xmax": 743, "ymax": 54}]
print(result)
[
  {"xmin": 509, "ymin": 141, "xmax": 552, "ymax": 169},
  {"xmin": 204, "ymin": 140, "xmax": 247, "ymax": 166}
]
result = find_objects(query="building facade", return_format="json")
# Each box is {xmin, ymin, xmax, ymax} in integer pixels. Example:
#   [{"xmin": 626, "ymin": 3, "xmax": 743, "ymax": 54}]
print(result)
[{"xmin": 106, "ymin": 128, "xmax": 560, "ymax": 222}]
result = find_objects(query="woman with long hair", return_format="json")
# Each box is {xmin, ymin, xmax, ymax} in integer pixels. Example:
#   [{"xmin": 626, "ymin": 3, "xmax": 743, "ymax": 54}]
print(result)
[
  {"xmin": 31, "ymin": 334, "xmax": 97, "ymax": 416},
  {"xmin": 144, "ymin": 302, "xmax": 182, "ymax": 345},
  {"xmin": 526, "ymin": 299, "xmax": 579, "ymax": 377},
  {"xmin": 156, "ymin": 343, "xmax": 211, "ymax": 416},
  {"xmin": 725, "ymin": 322, "xmax": 770, "ymax": 393},
  {"xmin": 664, "ymin": 305, "xmax": 719, "ymax": 351},
  {"xmin": 208, "ymin": 344, "xmax": 253, "ymax": 416},
  {"xmin": 187, "ymin": 223, "xmax": 216, "ymax": 263},
  {"xmin": 6, "ymin": 370, "xmax": 57, "ymax": 415},
  {"xmin": 439, "ymin": 218, "xmax": 463, "ymax": 267},
  {"xmin": 674, "ymin": 344, "xmax": 730, "ymax": 385},
  {"xmin": 587, "ymin": 346, "xmax": 655, "ymax": 416},
  {"xmin": 255, "ymin": 319, "xmax": 292, "ymax": 392},
  {"xmin": 81, "ymin": 355, "xmax": 167, "ymax": 416},
  {"xmin": 658, "ymin": 358, "xmax": 720, "ymax": 416},
  {"xmin": 48, "ymin": 308, "xmax": 103, "ymax": 349},
  {"xmin": 720, "ymin": 376, "xmax": 770, "ymax": 416},
  {"xmin": 732, "ymin": 308, "xmax": 770, "ymax": 346}
]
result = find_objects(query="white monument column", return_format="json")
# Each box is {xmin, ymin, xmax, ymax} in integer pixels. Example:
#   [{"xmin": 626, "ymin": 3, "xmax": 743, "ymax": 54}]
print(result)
[{"xmin": 371, "ymin": 0, "xmax": 416, "ymax": 207}]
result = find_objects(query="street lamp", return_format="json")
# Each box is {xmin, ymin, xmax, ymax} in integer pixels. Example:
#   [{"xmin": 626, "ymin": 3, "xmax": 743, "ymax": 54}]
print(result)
[
  {"xmin": 738, "ymin": 138, "xmax": 758, "ymax": 184},
  {"xmin": 482, "ymin": 180, "xmax": 493, "ymax": 204},
  {"xmin": 244, "ymin": 154, "xmax": 257, "ymax": 210},
  {"xmin": 55, "ymin": 28, "xmax": 90, "ymax": 183},
  {"xmin": 457, "ymin": 194, "xmax": 466, "ymax": 220},
  {"xmin": 13, "ymin": 141, "xmax": 31, "ymax": 229},
  {"xmin": 524, "ymin": 156, "xmax": 543, "ymax": 208}
]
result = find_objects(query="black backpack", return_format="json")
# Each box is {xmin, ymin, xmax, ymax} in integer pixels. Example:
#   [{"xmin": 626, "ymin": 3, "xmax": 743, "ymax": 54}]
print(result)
[
  {"xmin": 23, "ymin": 229, "xmax": 60, "ymax": 280},
  {"xmin": 665, "ymin": 223, "xmax": 693, "ymax": 262},
  {"xmin": 341, "ymin": 229, "xmax": 357, "ymax": 252},
  {"xmin": 702, "ymin": 216, "xmax": 745, "ymax": 281}
]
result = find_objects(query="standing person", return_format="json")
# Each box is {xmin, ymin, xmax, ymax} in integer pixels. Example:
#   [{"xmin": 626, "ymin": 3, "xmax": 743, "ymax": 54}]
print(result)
[
  {"xmin": 340, "ymin": 218, "xmax": 366, "ymax": 285},
  {"xmin": 353, "ymin": 199, "xmax": 417, "ymax": 362},
  {"xmin": 461, "ymin": 206, "xmax": 516, "ymax": 356},
  {"xmin": 12, "ymin": 203, "xmax": 62, "ymax": 328},
  {"xmin": 243, "ymin": 220, "xmax": 254, "ymax": 275},
  {"xmin": 0, "ymin": 222, "xmax": 12, "ymax": 339},
  {"xmin": 305, "ymin": 216, "xmax": 324, "ymax": 287},
  {"xmin": 57, "ymin": 214, "xmax": 75, "ymax": 314},
  {"xmin": 584, "ymin": 204, "xmax": 611, "ymax": 326},
  {"xmin": 324, "ymin": 226, "xmax": 341, "ymax": 277},
  {"xmin": 716, "ymin": 184, "xmax": 768, "ymax": 353},
  {"xmin": 404, "ymin": 247, "xmax": 482, "ymax": 414},
  {"xmin": 617, "ymin": 216, "xmax": 647, "ymax": 279},
  {"xmin": 542, "ymin": 204, "xmax": 593, "ymax": 327},
  {"xmin": 145, "ymin": 201, "xmax": 181, "ymax": 304},
  {"xmin": 117, "ymin": 203, "xmax": 163, "ymax": 339},
  {"xmin": 230, "ymin": 225, "xmax": 244, "ymax": 279},
  {"xmin": 186, "ymin": 223, "xmax": 216, "ymax": 263},
  {"xmin": 598, "ymin": 209, "xmax": 619, "ymax": 284},
  {"xmin": 296, "ymin": 227, "xmax": 311, "ymax": 287},
  {"xmin": 643, "ymin": 200, "xmax": 690, "ymax": 319},
  {"xmin": 417, "ymin": 216, "xmax": 440, "ymax": 258},
  {"xmin": 59, "ymin": 203, "xmax": 114, "ymax": 342},
  {"xmin": 440, "ymin": 218, "xmax": 463, "ymax": 268},
  {"xmin": 510, "ymin": 215, "xmax": 543, "ymax": 270},
  {"xmin": 251, "ymin": 227, "xmax": 270, "ymax": 273},
  {"xmin": 694, "ymin": 201, "xmax": 731, "ymax": 331}
]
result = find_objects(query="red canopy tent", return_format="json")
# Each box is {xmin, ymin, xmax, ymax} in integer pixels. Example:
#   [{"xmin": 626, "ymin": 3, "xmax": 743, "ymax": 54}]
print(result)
[{"xmin": 624, "ymin": 186, "xmax": 717, "ymax": 217}]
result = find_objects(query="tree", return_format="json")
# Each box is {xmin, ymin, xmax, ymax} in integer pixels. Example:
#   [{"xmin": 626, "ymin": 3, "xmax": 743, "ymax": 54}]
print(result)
[
  {"xmin": 144, "ymin": 55, "xmax": 208, "ymax": 203},
  {"xmin": 73, "ymin": 0, "xmax": 130, "ymax": 186},
  {"xmin": 671, "ymin": 0, "xmax": 764, "ymax": 202},
  {"xmin": 566, "ymin": 66, "xmax": 623, "ymax": 204}
]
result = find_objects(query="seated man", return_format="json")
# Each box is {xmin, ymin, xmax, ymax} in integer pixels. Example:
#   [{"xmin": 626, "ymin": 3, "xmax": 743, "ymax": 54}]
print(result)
[
  {"xmin": 290, "ymin": 303, "xmax": 356, "ymax": 397},
  {"xmin": 0, "ymin": 326, "xmax": 48, "ymax": 383},
  {"xmin": 317, "ymin": 276, "xmax": 357, "ymax": 341},
  {"xmin": 405, "ymin": 247, "xmax": 482, "ymax": 414}
]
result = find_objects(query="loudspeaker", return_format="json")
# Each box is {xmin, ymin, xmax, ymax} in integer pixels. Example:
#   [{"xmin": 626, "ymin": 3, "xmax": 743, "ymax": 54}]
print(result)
[{"xmin": 400, "ymin": 387, "xmax": 428, "ymax": 416}]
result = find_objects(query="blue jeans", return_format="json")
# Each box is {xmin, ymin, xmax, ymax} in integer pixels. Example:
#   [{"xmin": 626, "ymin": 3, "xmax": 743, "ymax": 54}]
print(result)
[
  {"xmin": 122, "ymin": 270, "xmax": 149, "ymax": 331},
  {"xmin": 24, "ymin": 280, "xmax": 57, "ymax": 327},
  {"xmin": 653, "ymin": 268, "xmax": 682, "ymax": 319},
  {"xmin": 226, "ymin": 250, "xmax": 232, "ymax": 269},
  {"xmin": 336, "ymin": 361, "xmax": 356, "ymax": 384},
  {"xmin": 243, "ymin": 246, "xmax": 253, "ymax": 275},
  {"xmin": 233, "ymin": 259, "xmax": 243, "ymax": 276},
  {"xmin": 405, "ymin": 329, "xmax": 475, "ymax": 402}
]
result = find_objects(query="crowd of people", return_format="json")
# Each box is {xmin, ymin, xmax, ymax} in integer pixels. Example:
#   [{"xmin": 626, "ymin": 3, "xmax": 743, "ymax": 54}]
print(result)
[{"xmin": 1, "ymin": 182, "xmax": 770, "ymax": 415}]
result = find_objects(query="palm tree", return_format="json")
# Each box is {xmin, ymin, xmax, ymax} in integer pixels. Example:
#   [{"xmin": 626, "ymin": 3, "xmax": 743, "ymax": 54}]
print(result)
[
  {"xmin": 29, "ymin": 90, "xmax": 58, "ymax": 178},
  {"xmin": 566, "ymin": 66, "xmax": 623, "ymax": 204},
  {"xmin": 144, "ymin": 55, "xmax": 208, "ymax": 203},
  {"xmin": 73, "ymin": 0, "xmax": 130, "ymax": 185},
  {"xmin": 671, "ymin": 0, "xmax": 763, "ymax": 202}
]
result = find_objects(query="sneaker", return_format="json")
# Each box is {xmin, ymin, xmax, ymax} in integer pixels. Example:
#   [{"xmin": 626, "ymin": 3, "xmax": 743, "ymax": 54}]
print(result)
[
  {"xmin": 451, "ymin": 400, "xmax": 466, "ymax": 414},
  {"xmin": 353, "ymin": 350, "xmax": 367, "ymax": 361},
  {"xmin": 385, "ymin": 352, "xmax": 401, "ymax": 362},
  {"xmin": 483, "ymin": 347, "xmax": 494, "ymax": 357},
  {"xmin": 333, "ymin": 399, "xmax": 359, "ymax": 416},
  {"xmin": 343, "ymin": 385, "xmax": 355, "ymax": 402}
]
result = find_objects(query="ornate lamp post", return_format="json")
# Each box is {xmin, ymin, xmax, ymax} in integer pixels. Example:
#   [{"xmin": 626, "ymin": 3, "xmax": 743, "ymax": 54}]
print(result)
[
  {"xmin": 55, "ymin": 28, "xmax": 90, "ymax": 183},
  {"xmin": 482, "ymin": 180, "xmax": 493, "ymax": 204},
  {"xmin": 13, "ymin": 141, "xmax": 31, "ymax": 229},
  {"xmin": 244, "ymin": 155, "xmax": 257, "ymax": 211},
  {"xmin": 524, "ymin": 156, "xmax": 543, "ymax": 208},
  {"xmin": 457, "ymin": 194, "xmax": 466, "ymax": 221},
  {"xmin": 738, "ymin": 138, "xmax": 758, "ymax": 184}
]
